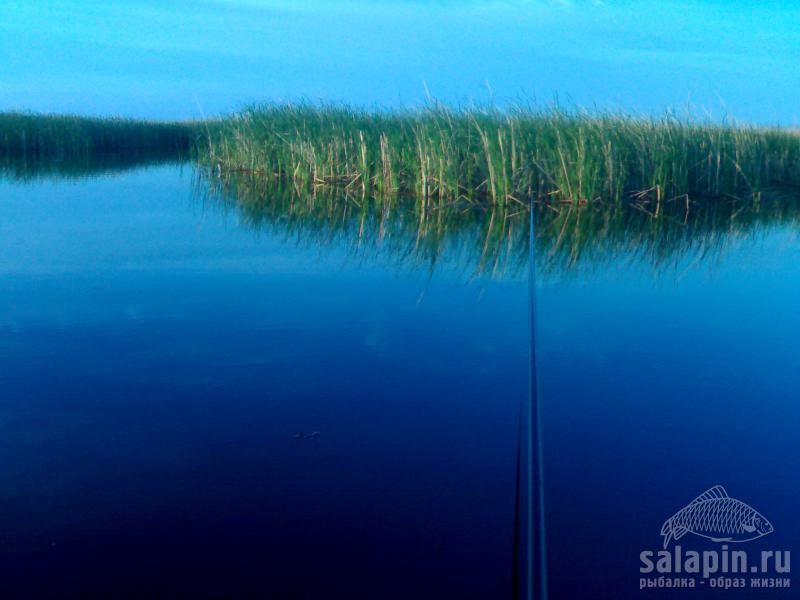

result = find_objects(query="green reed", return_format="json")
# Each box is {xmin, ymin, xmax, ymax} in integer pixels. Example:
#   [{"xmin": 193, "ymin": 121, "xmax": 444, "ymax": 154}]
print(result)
[
  {"xmin": 0, "ymin": 112, "xmax": 206, "ymax": 161},
  {"xmin": 205, "ymin": 103, "xmax": 800, "ymax": 205},
  {"xmin": 5, "ymin": 104, "xmax": 800, "ymax": 209}
]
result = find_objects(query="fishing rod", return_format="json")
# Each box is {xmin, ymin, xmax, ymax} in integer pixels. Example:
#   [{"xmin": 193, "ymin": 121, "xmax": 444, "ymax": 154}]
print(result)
[{"xmin": 513, "ymin": 199, "xmax": 547, "ymax": 600}]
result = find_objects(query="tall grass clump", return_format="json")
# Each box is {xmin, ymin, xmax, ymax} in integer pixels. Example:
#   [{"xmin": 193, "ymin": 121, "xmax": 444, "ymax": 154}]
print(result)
[
  {"xmin": 0, "ymin": 112, "xmax": 207, "ymax": 162},
  {"xmin": 205, "ymin": 103, "xmax": 800, "ymax": 205}
]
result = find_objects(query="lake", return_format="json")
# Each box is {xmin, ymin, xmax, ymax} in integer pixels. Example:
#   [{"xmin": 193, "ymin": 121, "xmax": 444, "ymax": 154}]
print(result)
[{"xmin": 1, "ymin": 163, "xmax": 797, "ymax": 597}]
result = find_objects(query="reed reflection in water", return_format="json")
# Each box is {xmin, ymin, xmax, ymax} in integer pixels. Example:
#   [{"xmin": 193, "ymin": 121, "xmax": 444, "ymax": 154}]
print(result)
[
  {"xmin": 4, "ymin": 156, "xmax": 795, "ymax": 280},
  {"xmin": 0, "ymin": 153, "xmax": 187, "ymax": 183},
  {"xmin": 200, "ymin": 170, "xmax": 800, "ymax": 282}
]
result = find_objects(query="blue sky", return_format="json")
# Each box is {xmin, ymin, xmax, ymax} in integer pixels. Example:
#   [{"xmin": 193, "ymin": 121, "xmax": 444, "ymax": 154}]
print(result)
[{"xmin": 1, "ymin": 1, "xmax": 798, "ymax": 123}]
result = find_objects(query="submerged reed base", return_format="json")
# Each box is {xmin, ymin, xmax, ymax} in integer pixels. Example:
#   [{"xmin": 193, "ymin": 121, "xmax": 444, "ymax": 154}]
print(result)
[{"xmin": 206, "ymin": 104, "xmax": 800, "ymax": 206}]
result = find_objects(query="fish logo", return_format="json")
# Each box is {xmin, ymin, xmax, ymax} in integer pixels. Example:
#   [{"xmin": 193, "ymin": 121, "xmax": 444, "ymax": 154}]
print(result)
[{"xmin": 661, "ymin": 485, "xmax": 773, "ymax": 549}]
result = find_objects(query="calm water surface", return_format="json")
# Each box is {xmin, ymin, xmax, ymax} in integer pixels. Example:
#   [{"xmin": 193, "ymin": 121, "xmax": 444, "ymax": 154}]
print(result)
[
  {"xmin": 535, "ymin": 197, "xmax": 800, "ymax": 598},
  {"xmin": 1, "ymin": 164, "xmax": 799, "ymax": 598},
  {"xmin": 0, "ymin": 165, "xmax": 527, "ymax": 598}
]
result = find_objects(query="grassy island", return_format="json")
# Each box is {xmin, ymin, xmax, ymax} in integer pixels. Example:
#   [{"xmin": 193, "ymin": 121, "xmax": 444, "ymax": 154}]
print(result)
[
  {"xmin": 3, "ymin": 105, "xmax": 800, "ymax": 205},
  {"xmin": 205, "ymin": 104, "xmax": 800, "ymax": 205}
]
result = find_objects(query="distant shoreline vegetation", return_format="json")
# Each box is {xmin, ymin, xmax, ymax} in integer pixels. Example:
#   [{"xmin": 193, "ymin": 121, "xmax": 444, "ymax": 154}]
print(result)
[
  {"xmin": 0, "ymin": 112, "xmax": 204, "ymax": 161},
  {"xmin": 3, "ymin": 105, "xmax": 800, "ymax": 204}
]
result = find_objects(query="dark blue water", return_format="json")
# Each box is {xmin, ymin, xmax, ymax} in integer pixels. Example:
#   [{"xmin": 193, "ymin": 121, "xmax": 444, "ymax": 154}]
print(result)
[
  {"xmin": 2, "ymin": 165, "xmax": 798, "ymax": 598},
  {"xmin": 0, "ymin": 166, "xmax": 527, "ymax": 598},
  {"xmin": 537, "ymin": 217, "xmax": 800, "ymax": 598}
]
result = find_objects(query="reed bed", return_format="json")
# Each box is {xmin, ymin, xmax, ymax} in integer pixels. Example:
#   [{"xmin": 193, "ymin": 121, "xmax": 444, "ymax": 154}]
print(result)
[
  {"xmin": 5, "ymin": 105, "xmax": 800, "ymax": 209},
  {"xmin": 0, "ymin": 112, "xmax": 206, "ymax": 161},
  {"xmin": 206, "ymin": 103, "xmax": 800, "ymax": 206}
]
